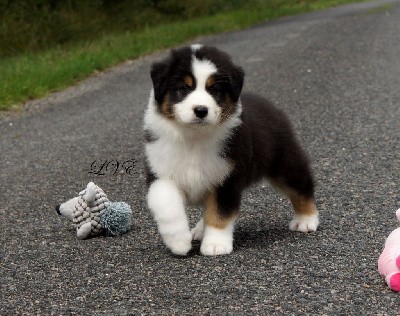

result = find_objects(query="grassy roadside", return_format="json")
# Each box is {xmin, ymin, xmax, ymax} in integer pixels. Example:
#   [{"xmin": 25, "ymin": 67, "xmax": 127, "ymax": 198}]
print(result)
[{"xmin": 0, "ymin": 0, "xmax": 369, "ymax": 111}]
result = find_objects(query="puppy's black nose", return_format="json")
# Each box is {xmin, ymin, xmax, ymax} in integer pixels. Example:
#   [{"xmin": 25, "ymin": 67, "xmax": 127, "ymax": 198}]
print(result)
[{"xmin": 194, "ymin": 106, "xmax": 208, "ymax": 119}]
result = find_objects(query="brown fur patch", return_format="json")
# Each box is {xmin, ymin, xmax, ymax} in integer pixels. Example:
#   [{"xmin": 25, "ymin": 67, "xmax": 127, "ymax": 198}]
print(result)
[
  {"xmin": 206, "ymin": 76, "xmax": 215, "ymax": 88},
  {"xmin": 219, "ymin": 95, "xmax": 236, "ymax": 123},
  {"xmin": 204, "ymin": 191, "xmax": 237, "ymax": 229},
  {"xmin": 183, "ymin": 76, "xmax": 194, "ymax": 88},
  {"xmin": 271, "ymin": 179, "xmax": 317, "ymax": 216},
  {"xmin": 289, "ymin": 194, "xmax": 317, "ymax": 216},
  {"xmin": 160, "ymin": 94, "xmax": 174, "ymax": 119}
]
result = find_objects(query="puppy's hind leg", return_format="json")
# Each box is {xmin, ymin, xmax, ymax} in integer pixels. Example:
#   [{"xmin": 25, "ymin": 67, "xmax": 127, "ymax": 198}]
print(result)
[
  {"xmin": 288, "ymin": 193, "xmax": 319, "ymax": 233},
  {"xmin": 271, "ymin": 162, "xmax": 319, "ymax": 233}
]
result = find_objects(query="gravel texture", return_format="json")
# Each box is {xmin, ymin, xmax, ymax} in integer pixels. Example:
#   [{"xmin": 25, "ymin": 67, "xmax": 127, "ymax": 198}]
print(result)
[{"xmin": 1, "ymin": 0, "xmax": 400, "ymax": 314}]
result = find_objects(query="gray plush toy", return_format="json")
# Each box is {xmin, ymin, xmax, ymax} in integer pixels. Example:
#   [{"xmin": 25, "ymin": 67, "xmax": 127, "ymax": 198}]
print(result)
[{"xmin": 56, "ymin": 182, "xmax": 132, "ymax": 239}]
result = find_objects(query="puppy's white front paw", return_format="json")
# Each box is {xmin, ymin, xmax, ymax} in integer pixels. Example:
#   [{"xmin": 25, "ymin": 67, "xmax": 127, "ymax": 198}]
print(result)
[
  {"xmin": 200, "ymin": 226, "xmax": 234, "ymax": 256},
  {"xmin": 191, "ymin": 219, "xmax": 204, "ymax": 241},
  {"xmin": 289, "ymin": 214, "xmax": 319, "ymax": 233},
  {"xmin": 200, "ymin": 241, "xmax": 233, "ymax": 256},
  {"xmin": 163, "ymin": 232, "xmax": 192, "ymax": 256}
]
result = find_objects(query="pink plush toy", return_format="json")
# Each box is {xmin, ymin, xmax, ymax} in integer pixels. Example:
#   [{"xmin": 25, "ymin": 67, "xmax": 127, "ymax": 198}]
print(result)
[{"xmin": 378, "ymin": 208, "xmax": 400, "ymax": 292}]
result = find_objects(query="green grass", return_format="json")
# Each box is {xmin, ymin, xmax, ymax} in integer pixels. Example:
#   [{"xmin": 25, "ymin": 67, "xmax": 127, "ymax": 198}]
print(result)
[
  {"xmin": 363, "ymin": 2, "xmax": 393, "ymax": 14},
  {"xmin": 0, "ymin": 0, "xmax": 369, "ymax": 111}
]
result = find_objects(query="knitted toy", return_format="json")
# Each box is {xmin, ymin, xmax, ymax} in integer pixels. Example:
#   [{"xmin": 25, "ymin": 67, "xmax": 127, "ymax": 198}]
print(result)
[
  {"xmin": 55, "ymin": 182, "xmax": 132, "ymax": 239},
  {"xmin": 378, "ymin": 208, "xmax": 400, "ymax": 292}
]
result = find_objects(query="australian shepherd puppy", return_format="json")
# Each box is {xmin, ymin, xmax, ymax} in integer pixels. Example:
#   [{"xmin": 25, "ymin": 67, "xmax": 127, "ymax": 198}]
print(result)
[{"xmin": 143, "ymin": 45, "xmax": 319, "ymax": 256}]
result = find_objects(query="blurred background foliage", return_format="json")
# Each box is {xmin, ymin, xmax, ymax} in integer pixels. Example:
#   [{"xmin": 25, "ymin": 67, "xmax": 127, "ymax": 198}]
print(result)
[
  {"xmin": 0, "ymin": 0, "xmax": 364, "ymax": 110},
  {"xmin": 0, "ymin": 0, "xmax": 249, "ymax": 58}
]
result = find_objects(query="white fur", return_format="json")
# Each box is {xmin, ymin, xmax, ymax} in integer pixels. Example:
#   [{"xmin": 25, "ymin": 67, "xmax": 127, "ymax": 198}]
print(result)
[
  {"xmin": 191, "ymin": 43, "xmax": 203, "ymax": 51},
  {"xmin": 192, "ymin": 57, "xmax": 217, "ymax": 86},
  {"xmin": 174, "ymin": 57, "xmax": 220, "ymax": 125},
  {"xmin": 200, "ymin": 221, "xmax": 235, "ymax": 256},
  {"xmin": 144, "ymin": 92, "xmax": 242, "ymax": 204},
  {"xmin": 289, "ymin": 213, "xmax": 319, "ymax": 233},
  {"xmin": 147, "ymin": 179, "xmax": 192, "ymax": 255}
]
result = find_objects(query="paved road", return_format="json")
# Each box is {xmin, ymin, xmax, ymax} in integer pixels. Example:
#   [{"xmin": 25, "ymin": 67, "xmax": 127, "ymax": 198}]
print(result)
[{"xmin": 1, "ymin": 0, "xmax": 400, "ymax": 314}]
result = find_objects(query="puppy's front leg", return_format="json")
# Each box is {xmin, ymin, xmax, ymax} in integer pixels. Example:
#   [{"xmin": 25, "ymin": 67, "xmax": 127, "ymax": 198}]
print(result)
[
  {"xmin": 200, "ymin": 190, "xmax": 239, "ymax": 256},
  {"xmin": 147, "ymin": 179, "xmax": 192, "ymax": 256}
]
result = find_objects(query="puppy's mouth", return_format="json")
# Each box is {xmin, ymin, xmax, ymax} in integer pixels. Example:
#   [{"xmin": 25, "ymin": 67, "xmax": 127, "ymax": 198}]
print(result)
[{"xmin": 189, "ymin": 118, "xmax": 210, "ymax": 125}]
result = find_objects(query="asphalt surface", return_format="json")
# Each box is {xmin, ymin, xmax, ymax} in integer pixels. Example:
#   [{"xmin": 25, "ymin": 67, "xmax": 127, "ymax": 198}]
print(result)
[{"xmin": 1, "ymin": 0, "xmax": 400, "ymax": 314}]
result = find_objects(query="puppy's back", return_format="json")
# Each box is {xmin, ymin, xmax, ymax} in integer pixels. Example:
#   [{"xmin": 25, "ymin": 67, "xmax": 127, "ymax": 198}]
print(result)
[{"xmin": 225, "ymin": 92, "xmax": 312, "ymax": 193}]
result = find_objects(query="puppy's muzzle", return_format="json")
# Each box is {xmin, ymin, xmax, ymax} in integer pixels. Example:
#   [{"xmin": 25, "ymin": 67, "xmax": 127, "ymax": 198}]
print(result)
[{"xmin": 193, "ymin": 106, "xmax": 208, "ymax": 119}]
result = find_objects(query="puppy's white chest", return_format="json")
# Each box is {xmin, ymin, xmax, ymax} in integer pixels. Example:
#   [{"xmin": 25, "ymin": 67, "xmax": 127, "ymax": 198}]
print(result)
[{"xmin": 146, "ymin": 137, "xmax": 232, "ymax": 203}]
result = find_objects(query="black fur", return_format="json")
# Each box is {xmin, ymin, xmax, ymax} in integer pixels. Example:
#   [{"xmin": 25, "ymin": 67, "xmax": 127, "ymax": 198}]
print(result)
[
  {"xmin": 150, "ymin": 47, "xmax": 193, "ymax": 105},
  {"xmin": 216, "ymin": 92, "xmax": 314, "ymax": 217}
]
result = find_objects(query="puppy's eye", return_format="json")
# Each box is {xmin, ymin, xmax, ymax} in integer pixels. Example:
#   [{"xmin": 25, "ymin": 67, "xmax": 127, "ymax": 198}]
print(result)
[
  {"xmin": 178, "ymin": 85, "xmax": 191, "ymax": 94},
  {"xmin": 208, "ymin": 84, "xmax": 219, "ymax": 94}
]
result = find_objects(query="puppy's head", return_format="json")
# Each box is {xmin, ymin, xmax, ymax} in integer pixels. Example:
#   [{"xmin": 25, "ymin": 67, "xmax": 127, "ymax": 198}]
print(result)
[{"xmin": 150, "ymin": 45, "xmax": 244, "ymax": 125}]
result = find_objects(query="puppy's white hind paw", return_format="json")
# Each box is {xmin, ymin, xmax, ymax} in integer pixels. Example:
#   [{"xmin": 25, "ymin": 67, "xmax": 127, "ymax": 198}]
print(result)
[
  {"xmin": 191, "ymin": 219, "xmax": 204, "ymax": 241},
  {"xmin": 289, "ymin": 214, "xmax": 319, "ymax": 233}
]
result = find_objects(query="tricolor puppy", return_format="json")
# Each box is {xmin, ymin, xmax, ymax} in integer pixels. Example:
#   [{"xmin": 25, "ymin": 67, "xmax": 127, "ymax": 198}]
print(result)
[{"xmin": 144, "ymin": 45, "xmax": 319, "ymax": 256}]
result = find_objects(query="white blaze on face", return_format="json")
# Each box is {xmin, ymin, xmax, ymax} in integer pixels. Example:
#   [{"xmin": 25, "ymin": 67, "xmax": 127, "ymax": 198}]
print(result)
[
  {"xmin": 191, "ymin": 43, "xmax": 203, "ymax": 51},
  {"xmin": 173, "ymin": 57, "xmax": 221, "ymax": 125}
]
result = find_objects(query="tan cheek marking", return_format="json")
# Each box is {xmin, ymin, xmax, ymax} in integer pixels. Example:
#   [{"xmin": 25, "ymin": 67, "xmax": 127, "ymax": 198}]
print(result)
[
  {"xmin": 219, "ymin": 95, "xmax": 236, "ymax": 123},
  {"xmin": 204, "ymin": 190, "xmax": 237, "ymax": 229},
  {"xmin": 160, "ymin": 94, "xmax": 174, "ymax": 119},
  {"xmin": 184, "ymin": 76, "xmax": 193, "ymax": 88}
]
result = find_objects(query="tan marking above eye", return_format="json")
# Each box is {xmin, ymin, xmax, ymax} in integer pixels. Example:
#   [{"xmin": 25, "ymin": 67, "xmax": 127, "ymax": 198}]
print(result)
[
  {"xmin": 206, "ymin": 76, "xmax": 215, "ymax": 88},
  {"xmin": 183, "ymin": 76, "xmax": 193, "ymax": 88}
]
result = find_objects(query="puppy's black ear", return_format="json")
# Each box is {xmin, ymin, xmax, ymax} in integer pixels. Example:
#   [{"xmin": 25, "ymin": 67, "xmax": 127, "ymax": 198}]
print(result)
[
  {"xmin": 150, "ymin": 61, "xmax": 169, "ymax": 104},
  {"xmin": 229, "ymin": 66, "xmax": 245, "ymax": 102}
]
